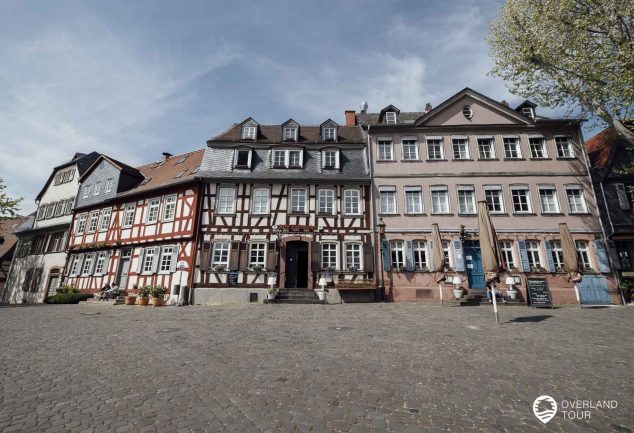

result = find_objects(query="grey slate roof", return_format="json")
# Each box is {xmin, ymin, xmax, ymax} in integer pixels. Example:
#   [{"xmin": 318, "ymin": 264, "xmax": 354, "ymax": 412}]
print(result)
[
  {"xmin": 356, "ymin": 111, "xmax": 426, "ymax": 126},
  {"xmin": 209, "ymin": 124, "xmax": 365, "ymax": 144}
]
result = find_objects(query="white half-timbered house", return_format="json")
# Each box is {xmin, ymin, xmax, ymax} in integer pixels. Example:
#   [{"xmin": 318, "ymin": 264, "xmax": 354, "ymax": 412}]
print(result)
[
  {"xmin": 193, "ymin": 118, "xmax": 374, "ymax": 304},
  {"xmin": 64, "ymin": 150, "xmax": 204, "ymax": 302}
]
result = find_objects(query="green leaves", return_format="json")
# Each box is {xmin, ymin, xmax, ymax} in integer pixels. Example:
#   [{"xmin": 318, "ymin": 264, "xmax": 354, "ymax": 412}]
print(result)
[{"xmin": 0, "ymin": 178, "xmax": 22, "ymax": 219}]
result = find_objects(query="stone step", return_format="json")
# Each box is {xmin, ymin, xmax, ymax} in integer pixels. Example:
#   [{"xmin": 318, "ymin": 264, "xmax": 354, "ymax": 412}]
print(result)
[{"xmin": 264, "ymin": 299, "xmax": 326, "ymax": 304}]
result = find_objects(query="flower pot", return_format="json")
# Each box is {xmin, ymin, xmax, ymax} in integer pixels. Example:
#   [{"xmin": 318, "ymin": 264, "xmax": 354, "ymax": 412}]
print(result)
[
  {"xmin": 507, "ymin": 289, "xmax": 518, "ymax": 300},
  {"xmin": 151, "ymin": 297, "xmax": 164, "ymax": 307},
  {"xmin": 267, "ymin": 292, "xmax": 277, "ymax": 300},
  {"xmin": 317, "ymin": 291, "xmax": 327, "ymax": 301},
  {"xmin": 124, "ymin": 296, "xmax": 137, "ymax": 305},
  {"xmin": 452, "ymin": 288, "xmax": 463, "ymax": 300},
  {"xmin": 138, "ymin": 297, "xmax": 149, "ymax": 306}
]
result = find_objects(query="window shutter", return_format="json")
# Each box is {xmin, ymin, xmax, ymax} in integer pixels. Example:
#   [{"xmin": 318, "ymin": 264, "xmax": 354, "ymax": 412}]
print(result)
[
  {"xmin": 453, "ymin": 240, "xmax": 465, "ymax": 272},
  {"xmin": 381, "ymin": 239, "xmax": 391, "ymax": 271},
  {"xmin": 593, "ymin": 240, "xmax": 611, "ymax": 273},
  {"xmin": 89, "ymin": 253, "xmax": 97, "ymax": 275},
  {"xmin": 405, "ymin": 240, "xmax": 414, "ymax": 271},
  {"xmin": 169, "ymin": 246, "xmax": 178, "ymax": 273},
  {"xmin": 266, "ymin": 241, "xmax": 277, "ymax": 271},
  {"xmin": 103, "ymin": 254, "xmax": 111, "ymax": 275},
  {"xmin": 229, "ymin": 241, "xmax": 240, "ymax": 270},
  {"xmin": 239, "ymin": 241, "xmax": 248, "ymax": 270},
  {"xmin": 136, "ymin": 248, "xmax": 145, "ymax": 273},
  {"xmin": 428, "ymin": 240, "xmax": 434, "ymax": 269},
  {"xmin": 615, "ymin": 184, "xmax": 630, "ymax": 209},
  {"xmin": 543, "ymin": 240, "xmax": 556, "ymax": 272},
  {"xmin": 311, "ymin": 242, "xmax": 321, "ymax": 271},
  {"xmin": 606, "ymin": 240, "xmax": 621, "ymax": 270},
  {"xmin": 335, "ymin": 150, "xmax": 340, "ymax": 169},
  {"xmin": 200, "ymin": 242, "xmax": 211, "ymax": 271},
  {"xmin": 363, "ymin": 243, "xmax": 374, "ymax": 272},
  {"xmin": 517, "ymin": 240, "xmax": 530, "ymax": 272},
  {"xmin": 76, "ymin": 254, "xmax": 86, "ymax": 276},
  {"xmin": 151, "ymin": 248, "xmax": 160, "ymax": 273}
]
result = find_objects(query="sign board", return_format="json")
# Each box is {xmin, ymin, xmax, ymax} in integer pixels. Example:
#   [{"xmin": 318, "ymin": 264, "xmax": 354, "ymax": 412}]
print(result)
[
  {"xmin": 527, "ymin": 278, "xmax": 553, "ymax": 308},
  {"xmin": 177, "ymin": 261, "xmax": 187, "ymax": 271},
  {"xmin": 227, "ymin": 271, "xmax": 239, "ymax": 286},
  {"xmin": 275, "ymin": 224, "xmax": 316, "ymax": 233}
]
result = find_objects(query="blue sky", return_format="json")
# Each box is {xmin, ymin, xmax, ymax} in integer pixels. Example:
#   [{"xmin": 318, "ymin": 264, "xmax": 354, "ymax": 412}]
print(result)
[{"xmin": 0, "ymin": 0, "xmax": 595, "ymax": 214}]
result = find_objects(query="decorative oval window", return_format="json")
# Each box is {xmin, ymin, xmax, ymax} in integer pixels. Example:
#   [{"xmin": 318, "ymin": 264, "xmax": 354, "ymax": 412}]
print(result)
[{"xmin": 462, "ymin": 105, "xmax": 473, "ymax": 119}]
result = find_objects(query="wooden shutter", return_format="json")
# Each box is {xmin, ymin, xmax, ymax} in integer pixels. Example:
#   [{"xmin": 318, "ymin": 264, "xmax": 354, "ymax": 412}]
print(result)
[
  {"xmin": 593, "ymin": 240, "xmax": 611, "ymax": 273},
  {"xmin": 405, "ymin": 240, "xmax": 414, "ymax": 271},
  {"xmin": 453, "ymin": 240, "xmax": 465, "ymax": 272},
  {"xmin": 517, "ymin": 240, "xmax": 530, "ymax": 272},
  {"xmin": 89, "ymin": 253, "xmax": 98, "ymax": 275},
  {"xmin": 151, "ymin": 247, "xmax": 160, "ymax": 273},
  {"xmin": 428, "ymin": 240, "xmax": 434, "ymax": 269},
  {"xmin": 136, "ymin": 248, "xmax": 145, "ymax": 273},
  {"xmin": 266, "ymin": 241, "xmax": 277, "ymax": 271},
  {"xmin": 543, "ymin": 240, "xmax": 556, "ymax": 272},
  {"xmin": 239, "ymin": 241, "xmax": 248, "ymax": 270},
  {"xmin": 311, "ymin": 241, "xmax": 321, "ymax": 271},
  {"xmin": 169, "ymin": 246, "xmax": 178, "ymax": 273},
  {"xmin": 381, "ymin": 239, "xmax": 391, "ymax": 271},
  {"xmin": 200, "ymin": 242, "xmax": 211, "ymax": 271},
  {"xmin": 606, "ymin": 240, "xmax": 621, "ymax": 270},
  {"xmin": 76, "ymin": 254, "xmax": 86, "ymax": 276},
  {"xmin": 103, "ymin": 253, "xmax": 111, "ymax": 275},
  {"xmin": 363, "ymin": 243, "xmax": 374, "ymax": 272},
  {"xmin": 229, "ymin": 241, "xmax": 240, "ymax": 270}
]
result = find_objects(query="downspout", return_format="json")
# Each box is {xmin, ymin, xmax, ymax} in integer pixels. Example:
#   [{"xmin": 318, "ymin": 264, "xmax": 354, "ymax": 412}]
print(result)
[
  {"xmin": 366, "ymin": 125, "xmax": 379, "ymax": 296},
  {"xmin": 187, "ymin": 178, "xmax": 205, "ymax": 304},
  {"xmin": 579, "ymin": 129, "xmax": 624, "ymax": 303}
]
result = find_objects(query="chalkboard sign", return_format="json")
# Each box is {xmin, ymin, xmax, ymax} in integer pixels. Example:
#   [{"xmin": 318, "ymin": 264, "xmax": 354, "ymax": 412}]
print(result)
[
  {"xmin": 527, "ymin": 278, "xmax": 553, "ymax": 308},
  {"xmin": 227, "ymin": 271, "xmax": 239, "ymax": 286}
]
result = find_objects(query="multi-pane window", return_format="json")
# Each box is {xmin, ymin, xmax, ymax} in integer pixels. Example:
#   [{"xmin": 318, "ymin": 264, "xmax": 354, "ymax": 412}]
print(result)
[
  {"xmin": 477, "ymin": 137, "xmax": 495, "ymax": 159},
  {"xmin": 526, "ymin": 241, "xmax": 541, "ymax": 270},
  {"xmin": 390, "ymin": 241, "xmax": 405, "ymax": 270},
  {"xmin": 555, "ymin": 136, "xmax": 575, "ymax": 158},
  {"xmin": 405, "ymin": 187, "xmax": 423, "ymax": 214},
  {"xmin": 500, "ymin": 241, "xmax": 515, "ymax": 269},
  {"xmin": 380, "ymin": 188, "xmax": 397, "ymax": 214},
  {"xmin": 511, "ymin": 186, "xmax": 532, "ymax": 213},
  {"xmin": 288, "ymin": 150, "xmax": 302, "ymax": 167},
  {"xmin": 251, "ymin": 188, "xmax": 269, "ymax": 214},
  {"xmin": 323, "ymin": 150, "xmax": 338, "ymax": 169},
  {"xmin": 159, "ymin": 246, "xmax": 175, "ymax": 272},
  {"xmin": 566, "ymin": 186, "xmax": 587, "ymax": 213},
  {"xmin": 273, "ymin": 150, "xmax": 286, "ymax": 167},
  {"xmin": 36, "ymin": 206, "xmax": 46, "ymax": 220},
  {"xmin": 321, "ymin": 243, "xmax": 338, "ymax": 269},
  {"xmin": 82, "ymin": 185, "xmax": 91, "ymax": 198},
  {"xmin": 242, "ymin": 126, "xmax": 256, "ymax": 140},
  {"xmin": 142, "ymin": 247, "xmax": 157, "ymax": 273},
  {"xmin": 162, "ymin": 195, "xmax": 178, "ymax": 221},
  {"xmin": 123, "ymin": 204, "xmax": 135, "ymax": 227},
  {"xmin": 54, "ymin": 201, "xmax": 64, "ymax": 217},
  {"xmin": 431, "ymin": 186, "xmax": 450, "ymax": 214},
  {"xmin": 216, "ymin": 188, "xmax": 235, "ymax": 214},
  {"xmin": 318, "ymin": 189, "xmax": 335, "ymax": 214},
  {"xmin": 45, "ymin": 203, "xmax": 55, "ymax": 218},
  {"xmin": 212, "ymin": 242, "xmax": 230, "ymax": 266},
  {"xmin": 457, "ymin": 187, "xmax": 476, "ymax": 214},
  {"xmin": 539, "ymin": 186, "xmax": 560, "ymax": 213},
  {"xmin": 63, "ymin": 197, "xmax": 74, "ymax": 215},
  {"xmin": 402, "ymin": 139, "xmax": 419, "ymax": 160},
  {"xmin": 442, "ymin": 240, "xmax": 451, "ymax": 267},
  {"xmin": 452, "ymin": 138, "xmax": 469, "ymax": 159},
  {"xmin": 551, "ymin": 241, "xmax": 564, "ymax": 271},
  {"xmin": 385, "ymin": 112, "xmax": 397, "ymax": 124},
  {"xmin": 413, "ymin": 241, "xmax": 427, "ymax": 270},
  {"xmin": 82, "ymin": 254, "xmax": 94, "ymax": 275},
  {"xmin": 235, "ymin": 149, "xmax": 251, "ymax": 168},
  {"xmin": 529, "ymin": 137, "xmax": 547, "ymax": 158},
  {"xmin": 284, "ymin": 127, "xmax": 297, "ymax": 141},
  {"xmin": 323, "ymin": 127, "xmax": 336, "ymax": 141},
  {"xmin": 576, "ymin": 241, "xmax": 591, "ymax": 270},
  {"xmin": 248, "ymin": 243, "xmax": 266, "ymax": 268},
  {"xmin": 503, "ymin": 137, "xmax": 521, "ymax": 158},
  {"xmin": 484, "ymin": 186, "xmax": 504, "ymax": 213},
  {"xmin": 87, "ymin": 212, "xmax": 99, "ymax": 233},
  {"xmin": 93, "ymin": 182, "xmax": 101, "ymax": 196},
  {"xmin": 105, "ymin": 178, "xmax": 113, "ymax": 193},
  {"xmin": 146, "ymin": 199, "xmax": 160, "ymax": 223},
  {"xmin": 69, "ymin": 255, "xmax": 81, "ymax": 276},
  {"xmin": 426, "ymin": 139, "xmax": 444, "ymax": 160},
  {"xmin": 344, "ymin": 189, "xmax": 361, "ymax": 215},
  {"xmin": 290, "ymin": 188, "xmax": 307, "ymax": 213},
  {"xmin": 94, "ymin": 252, "xmax": 108, "ymax": 275},
  {"xmin": 345, "ymin": 243, "xmax": 362, "ymax": 270},
  {"xmin": 99, "ymin": 208, "xmax": 112, "ymax": 231},
  {"xmin": 377, "ymin": 139, "xmax": 393, "ymax": 161}
]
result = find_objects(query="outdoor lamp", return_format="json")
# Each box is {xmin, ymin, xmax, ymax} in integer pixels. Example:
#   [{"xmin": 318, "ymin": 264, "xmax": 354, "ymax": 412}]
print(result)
[
  {"xmin": 318, "ymin": 277, "xmax": 327, "ymax": 289},
  {"xmin": 451, "ymin": 276, "xmax": 462, "ymax": 286},
  {"xmin": 376, "ymin": 217, "xmax": 386, "ymax": 236},
  {"xmin": 267, "ymin": 275, "xmax": 276, "ymax": 287},
  {"xmin": 505, "ymin": 276, "xmax": 515, "ymax": 290}
]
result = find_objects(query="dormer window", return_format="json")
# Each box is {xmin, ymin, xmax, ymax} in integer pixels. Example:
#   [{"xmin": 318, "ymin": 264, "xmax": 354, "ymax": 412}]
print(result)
[
  {"xmin": 283, "ymin": 127, "xmax": 298, "ymax": 141},
  {"xmin": 323, "ymin": 127, "xmax": 336, "ymax": 141},
  {"xmin": 385, "ymin": 112, "xmax": 397, "ymax": 124},
  {"xmin": 272, "ymin": 149, "xmax": 304, "ymax": 168},
  {"xmin": 288, "ymin": 150, "xmax": 302, "ymax": 167},
  {"xmin": 322, "ymin": 149, "xmax": 340, "ymax": 169},
  {"xmin": 234, "ymin": 149, "xmax": 252, "ymax": 168},
  {"xmin": 242, "ymin": 126, "xmax": 257, "ymax": 140},
  {"xmin": 522, "ymin": 107, "xmax": 535, "ymax": 118}
]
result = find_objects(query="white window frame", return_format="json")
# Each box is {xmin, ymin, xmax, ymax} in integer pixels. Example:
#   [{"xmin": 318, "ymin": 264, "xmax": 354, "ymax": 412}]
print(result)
[
  {"xmin": 159, "ymin": 246, "xmax": 175, "ymax": 273},
  {"xmin": 551, "ymin": 241, "xmax": 564, "ymax": 271},
  {"xmin": 94, "ymin": 252, "xmax": 108, "ymax": 275},
  {"xmin": 290, "ymin": 188, "xmax": 308, "ymax": 214},
  {"xmin": 318, "ymin": 189, "xmax": 335, "ymax": 215},
  {"xmin": 283, "ymin": 127, "xmax": 298, "ymax": 141},
  {"xmin": 81, "ymin": 254, "xmax": 94, "ymax": 275},
  {"xmin": 323, "ymin": 127, "xmax": 336, "ymax": 141},
  {"xmin": 212, "ymin": 242, "xmax": 230, "ymax": 266},
  {"xmin": 99, "ymin": 208, "xmax": 112, "ymax": 232},
  {"xmin": 343, "ymin": 189, "xmax": 361, "ymax": 215},
  {"xmin": 379, "ymin": 187, "xmax": 397, "ymax": 214},
  {"xmin": 69, "ymin": 255, "xmax": 81, "ymax": 276},
  {"xmin": 93, "ymin": 181, "xmax": 101, "ymax": 196},
  {"xmin": 390, "ymin": 240, "xmax": 405, "ymax": 270},
  {"xmin": 529, "ymin": 136, "xmax": 548, "ymax": 158},
  {"xmin": 404, "ymin": 187, "xmax": 423, "ymax": 214},
  {"xmin": 401, "ymin": 139, "xmax": 419, "ymax": 161},
  {"xmin": 457, "ymin": 186, "xmax": 476, "ymax": 215},
  {"xmin": 82, "ymin": 185, "xmax": 91, "ymax": 199},
  {"xmin": 385, "ymin": 112, "xmax": 397, "ymax": 124},
  {"xmin": 322, "ymin": 149, "xmax": 339, "ymax": 169},
  {"xmin": 344, "ymin": 243, "xmax": 363, "ymax": 271},
  {"xmin": 477, "ymin": 137, "xmax": 496, "ymax": 159},
  {"xmin": 162, "ymin": 195, "xmax": 178, "ymax": 221},
  {"xmin": 248, "ymin": 242, "xmax": 267, "ymax": 268},
  {"xmin": 287, "ymin": 149, "xmax": 302, "ymax": 168},
  {"xmin": 123, "ymin": 204, "xmax": 135, "ymax": 228},
  {"xmin": 251, "ymin": 187, "xmax": 270, "ymax": 215},
  {"xmin": 511, "ymin": 186, "xmax": 532, "ymax": 214},
  {"xmin": 242, "ymin": 126, "xmax": 257, "ymax": 140},
  {"xmin": 105, "ymin": 178, "xmax": 113, "ymax": 193},
  {"xmin": 142, "ymin": 247, "xmax": 158, "ymax": 274},
  {"xmin": 87, "ymin": 211, "xmax": 99, "ymax": 233},
  {"xmin": 526, "ymin": 241, "xmax": 542, "ymax": 271},
  {"xmin": 75, "ymin": 213, "xmax": 87, "ymax": 234},
  {"xmin": 555, "ymin": 135, "xmax": 575, "ymax": 158},
  {"xmin": 146, "ymin": 198, "xmax": 161, "ymax": 224},
  {"xmin": 522, "ymin": 107, "xmax": 535, "ymax": 118},
  {"xmin": 484, "ymin": 185, "xmax": 505, "ymax": 213},
  {"xmin": 216, "ymin": 187, "xmax": 236, "ymax": 215},
  {"xmin": 272, "ymin": 149, "xmax": 286, "ymax": 168},
  {"xmin": 426, "ymin": 138, "xmax": 444, "ymax": 160},
  {"xmin": 576, "ymin": 240, "xmax": 591, "ymax": 270},
  {"xmin": 503, "ymin": 136, "xmax": 522, "ymax": 159},
  {"xmin": 413, "ymin": 240, "xmax": 427, "ymax": 270},
  {"xmin": 234, "ymin": 149, "xmax": 253, "ymax": 168},
  {"xmin": 377, "ymin": 139, "xmax": 394, "ymax": 161},
  {"xmin": 431, "ymin": 186, "xmax": 450, "ymax": 214},
  {"xmin": 321, "ymin": 243, "xmax": 338, "ymax": 270},
  {"xmin": 500, "ymin": 240, "xmax": 515, "ymax": 269},
  {"xmin": 565, "ymin": 185, "xmax": 588, "ymax": 214},
  {"xmin": 451, "ymin": 137, "xmax": 470, "ymax": 160},
  {"xmin": 538, "ymin": 185, "xmax": 560, "ymax": 214}
]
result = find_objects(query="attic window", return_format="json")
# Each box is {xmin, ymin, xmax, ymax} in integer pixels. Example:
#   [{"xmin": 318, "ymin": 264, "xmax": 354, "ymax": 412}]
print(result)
[
  {"xmin": 462, "ymin": 105, "xmax": 473, "ymax": 119},
  {"xmin": 322, "ymin": 149, "xmax": 340, "ymax": 169},
  {"xmin": 323, "ymin": 127, "xmax": 336, "ymax": 141},
  {"xmin": 385, "ymin": 112, "xmax": 397, "ymax": 124},
  {"xmin": 175, "ymin": 170, "xmax": 186, "ymax": 179},
  {"xmin": 235, "ymin": 149, "xmax": 252, "ymax": 168},
  {"xmin": 522, "ymin": 107, "xmax": 535, "ymax": 118},
  {"xmin": 140, "ymin": 178, "xmax": 151, "ymax": 186},
  {"xmin": 283, "ymin": 127, "xmax": 298, "ymax": 141},
  {"xmin": 190, "ymin": 166, "xmax": 200, "ymax": 175},
  {"xmin": 177, "ymin": 155, "xmax": 189, "ymax": 164},
  {"xmin": 243, "ymin": 126, "xmax": 257, "ymax": 140}
]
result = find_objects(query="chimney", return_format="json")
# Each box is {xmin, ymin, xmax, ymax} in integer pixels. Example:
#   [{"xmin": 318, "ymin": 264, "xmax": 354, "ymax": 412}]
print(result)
[
  {"xmin": 162, "ymin": 152, "xmax": 173, "ymax": 161},
  {"xmin": 425, "ymin": 103, "xmax": 432, "ymax": 112},
  {"xmin": 501, "ymin": 100, "xmax": 509, "ymax": 107},
  {"xmin": 345, "ymin": 110, "xmax": 356, "ymax": 126}
]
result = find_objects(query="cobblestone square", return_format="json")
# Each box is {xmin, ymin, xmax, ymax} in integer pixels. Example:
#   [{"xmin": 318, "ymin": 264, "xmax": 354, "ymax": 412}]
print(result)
[{"xmin": 1, "ymin": 303, "xmax": 632, "ymax": 432}]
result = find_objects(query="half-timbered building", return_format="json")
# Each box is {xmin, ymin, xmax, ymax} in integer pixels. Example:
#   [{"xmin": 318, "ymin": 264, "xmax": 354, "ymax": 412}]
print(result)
[
  {"xmin": 193, "ymin": 118, "xmax": 373, "ymax": 304},
  {"xmin": 65, "ymin": 150, "xmax": 204, "ymax": 302}
]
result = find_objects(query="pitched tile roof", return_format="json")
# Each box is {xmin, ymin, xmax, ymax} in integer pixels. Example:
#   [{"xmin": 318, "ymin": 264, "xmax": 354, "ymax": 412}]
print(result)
[
  {"xmin": 586, "ymin": 127, "xmax": 617, "ymax": 169},
  {"xmin": 209, "ymin": 124, "xmax": 365, "ymax": 144},
  {"xmin": 0, "ymin": 216, "xmax": 29, "ymax": 259}
]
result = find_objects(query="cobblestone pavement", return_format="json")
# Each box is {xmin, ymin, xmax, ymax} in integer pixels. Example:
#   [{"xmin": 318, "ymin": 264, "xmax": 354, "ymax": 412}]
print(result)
[{"xmin": 0, "ymin": 303, "xmax": 632, "ymax": 433}]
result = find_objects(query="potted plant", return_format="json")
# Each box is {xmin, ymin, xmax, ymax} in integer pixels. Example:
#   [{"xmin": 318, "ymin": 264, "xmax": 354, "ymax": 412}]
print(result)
[
  {"xmin": 150, "ymin": 286, "xmax": 166, "ymax": 307},
  {"xmin": 124, "ymin": 292, "xmax": 137, "ymax": 305},
  {"xmin": 250, "ymin": 265, "xmax": 264, "ymax": 274},
  {"xmin": 317, "ymin": 286, "xmax": 328, "ymax": 301},
  {"xmin": 138, "ymin": 285, "xmax": 151, "ymax": 306},
  {"xmin": 267, "ymin": 287, "xmax": 278, "ymax": 300}
]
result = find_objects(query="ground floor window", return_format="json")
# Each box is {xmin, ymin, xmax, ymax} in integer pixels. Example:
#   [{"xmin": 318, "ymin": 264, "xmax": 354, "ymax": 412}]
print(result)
[
  {"xmin": 413, "ymin": 240, "xmax": 427, "ymax": 270},
  {"xmin": 576, "ymin": 241, "xmax": 591, "ymax": 270},
  {"xmin": 551, "ymin": 241, "xmax": 564, "ymax": 271},
  {"xmin": 321, "ymin": 243, "xmax": 338, "ymax": 270},
  {"xmin": 500, "ymin": 240, "xmax": 515, "ymax": 269},
  {"xmin": 249, "ymin": 243, "xmax": 266, "ymax": 268},
  {"xmin": 526, "ymin": 241, "xmax": 541, "ymax": 271},
  {"xmin": 345, "ymin": 243, "xmax": 362, "ymax": 271},
  {"xmin": 94, "ymin": 252, "xmax": 109, "ymax": 275},
  {"xmin": 142, "ymin": 247, "xmax": 158, "ymax": 273},
  {"xmin": 212, "ymin": 242, "xmax": 230, "ymax": 266},
  {"xmin": 390, "ymin": 240, "xmax": 405, "ymax": 270},
  {"xmin": 159, "ymin": 246, "xmax": 175, "ymax": 273}
]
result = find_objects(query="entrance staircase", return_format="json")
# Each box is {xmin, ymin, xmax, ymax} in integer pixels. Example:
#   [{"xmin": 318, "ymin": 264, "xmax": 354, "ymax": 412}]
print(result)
[
  {"xmin": 447, "ymin": 289, "xmax": 524, "ymax": 306},
  {"xmin": 264, "ymin": 288, "xmax": 326, "ymax": 304}
]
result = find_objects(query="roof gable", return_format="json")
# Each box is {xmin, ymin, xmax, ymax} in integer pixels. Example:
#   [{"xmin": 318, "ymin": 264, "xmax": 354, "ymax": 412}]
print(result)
[
  {"xmin": 378, "ymin": 105, "xmax": 400, "ymax": 123},
  {"xmin": 414, "ymin": 88, "xmax": 533, "ymax": 127},
  {"xmin": 79, "ymin": 155, "xmax": 144, "ymax": 183}
]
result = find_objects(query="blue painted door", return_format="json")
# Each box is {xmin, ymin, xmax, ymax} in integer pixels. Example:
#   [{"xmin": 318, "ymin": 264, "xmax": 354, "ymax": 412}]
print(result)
[
  {"xmin": 463, "ymin": 241, "xmax": 486, "ymax": 289},
  {"xmin": 577, "ymin": 275, "xmax": 612, "ymax": 305}
]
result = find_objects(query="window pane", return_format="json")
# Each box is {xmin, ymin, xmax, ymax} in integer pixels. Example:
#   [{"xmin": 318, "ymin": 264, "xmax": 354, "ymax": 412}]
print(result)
[
  {"xmin": 477, "ymin": 138, "xmax": 495, "ymax": 159},
  {"xmin": 405, "ymin": 189, "xmax": 422, "ymax": 214},
  {"xmin": 402, "ymin": 140, "xmax": 418, "ymax": 160},
  {"xmin": 380, "ymin": 190, "xmax": 396, "ymax": 214}
]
